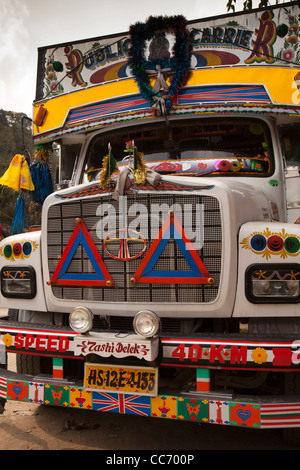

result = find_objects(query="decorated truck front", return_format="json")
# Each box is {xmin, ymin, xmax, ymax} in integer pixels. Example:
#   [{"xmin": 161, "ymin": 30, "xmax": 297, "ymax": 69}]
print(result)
[{"xmin": 0, "ymin": 3, "xmax": 300, "ymax": 434}]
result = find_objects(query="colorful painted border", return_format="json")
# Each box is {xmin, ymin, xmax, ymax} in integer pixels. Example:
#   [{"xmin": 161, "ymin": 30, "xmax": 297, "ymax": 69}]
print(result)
[
  {"xmin": 161, "ymin": 337, "xmax": 300, "ymax": 371},
  {"xmin": 65, "ymin": 85, "xmax": 270, "ymax": 128},
  {"xmin": 2, "ymin": 325, "xmax": 300, "ymax": 371},
  {"xmin": 1, "ymin": 375, "xmax": 300, "ymax": 428},
  {"xmin": 34, "ymin": 101, "xmax": 300, "ymax": 145}
]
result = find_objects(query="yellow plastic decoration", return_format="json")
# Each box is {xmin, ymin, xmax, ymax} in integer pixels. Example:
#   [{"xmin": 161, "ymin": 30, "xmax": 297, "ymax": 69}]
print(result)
[
  {"xmin": 99, "ymin": 144, "xmax": 119, "ymax": 188},
  {"xmin": 133, "ymin": 149, "xmax": 147, "ymax": 185},
  {"xmin": 0, "ymin": 154, "xmax": 35, "ymax": 192}
]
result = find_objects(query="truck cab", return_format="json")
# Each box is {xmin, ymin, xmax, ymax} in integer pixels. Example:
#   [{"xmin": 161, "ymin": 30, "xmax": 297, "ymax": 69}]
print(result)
[{"xmin": 0, "ymin": 3, "xmax": 299, "ymax": 433}]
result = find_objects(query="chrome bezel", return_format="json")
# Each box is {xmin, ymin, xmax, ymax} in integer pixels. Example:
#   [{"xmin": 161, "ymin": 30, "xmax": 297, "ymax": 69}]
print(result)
[
  {"xmin": 69, "ymin": 307, "xmax": 94, "ymax": 333},
  {"xmin": 133, "ymin": 310, "xmax": 160, "ymax": 338}
]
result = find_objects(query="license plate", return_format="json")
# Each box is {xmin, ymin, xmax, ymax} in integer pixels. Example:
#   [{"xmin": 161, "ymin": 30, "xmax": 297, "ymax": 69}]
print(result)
[{"xmin": 84, "ymin": 363, "xmax": 158, "ymax": 396}]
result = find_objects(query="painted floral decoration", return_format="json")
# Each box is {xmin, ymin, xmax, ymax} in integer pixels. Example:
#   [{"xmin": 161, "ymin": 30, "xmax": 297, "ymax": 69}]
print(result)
[
  {"xmin": 276, "ymin": 7, "xmax": 300, "ymax": 64},
  {"xmin": 251, "ymin": 347, "xmax": 268, "ymax": 365},
  {"xmin": 2, "ymin": 333, "xmax": 13, "ymax": 347},
  {"xmin": 44, "ymin": 51, "xmax": 64, "ymax": 97}
]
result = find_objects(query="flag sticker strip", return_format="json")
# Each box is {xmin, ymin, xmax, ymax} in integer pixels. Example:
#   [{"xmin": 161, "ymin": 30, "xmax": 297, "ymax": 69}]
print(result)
[
  {"xmin": 260, "ymin": 403, "xmax": 300, "ymax": 428},
  {"xmin": 132, "ymin": 211, "xmax": 212, "ymax": 284},
  {"xmin": 93, "ymin": 391, "xmax": 151, "ymax": 416},
  {"xmin": 51, "ymin": 218, "xmax": 113, "ymax": 287},
  {"xmin": 0, "ymin": 377, "xmax": 7, "ymax": 399}
]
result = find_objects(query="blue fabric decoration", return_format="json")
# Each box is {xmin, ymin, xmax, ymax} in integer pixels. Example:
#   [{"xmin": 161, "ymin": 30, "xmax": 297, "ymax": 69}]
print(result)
[
  {"xmin": 10, "ymin": 193, "xmax": 25, "ymax": 235},
  {"xmin": 30, "ymin": 161, "xmax": 54, "ymax": 205}
]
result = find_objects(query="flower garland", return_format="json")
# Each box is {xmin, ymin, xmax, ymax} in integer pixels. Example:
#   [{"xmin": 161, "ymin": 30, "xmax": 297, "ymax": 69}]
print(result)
[{"xmin": 128, "ymin": 15, "xmax": 191, "ymax": 115}]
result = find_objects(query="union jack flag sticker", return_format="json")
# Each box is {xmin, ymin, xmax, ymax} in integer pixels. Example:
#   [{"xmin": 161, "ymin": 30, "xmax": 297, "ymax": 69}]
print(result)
[{"xmin": 93, "ymin": 391, "xmax": 151, "ymax": 416}]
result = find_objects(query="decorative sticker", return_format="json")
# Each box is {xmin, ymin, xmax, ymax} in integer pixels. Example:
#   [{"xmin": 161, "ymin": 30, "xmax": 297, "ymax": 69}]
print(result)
[
  {"xmin": 151, "ymin": 395, "xmax": 177, "ymax": 419},
  {"xmin": 2, "ymin": 369, "xmax": 300, "ymax": 429},
  {"xmin": 230, "ymin": 403, "xmax": 260, "ymax": 428},
  {"xmin": 44, "ymin": 384, "xmax": 69, "ymax": 407},
  {"xmin": 177, "ymin": 397, "xmax": 209, "ymax": 422},
  {"xmin": 240, "ymin": 227, "xmax": 300, "ymax": 259},
  {"xmin": 7, "ymin": 380, "xmax": 29, "ymax": 401},
  {"xmin": 0, "ymin": 240, "xmax": 38, "ymax": 261},
  {"xmin": 70, "ymin": 387, "xmax": 92, "ymax": 409}
]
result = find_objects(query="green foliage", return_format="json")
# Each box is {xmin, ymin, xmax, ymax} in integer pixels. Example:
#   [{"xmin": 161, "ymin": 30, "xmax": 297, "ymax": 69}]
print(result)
[{"xmin": 0, "ymin": 109, "xmax": 33, "ymax": 230}]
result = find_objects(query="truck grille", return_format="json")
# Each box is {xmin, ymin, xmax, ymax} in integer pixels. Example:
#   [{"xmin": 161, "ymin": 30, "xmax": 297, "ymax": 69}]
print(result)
[{"xmin": 47, "ymin": 193, "xmax": 222, "ymax": 303}]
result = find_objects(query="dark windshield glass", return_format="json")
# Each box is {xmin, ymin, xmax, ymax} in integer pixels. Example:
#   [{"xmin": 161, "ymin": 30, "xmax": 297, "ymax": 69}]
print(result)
[{"xmin": 82, "ymin": 118, "xmax": 273, "ymax": 182}]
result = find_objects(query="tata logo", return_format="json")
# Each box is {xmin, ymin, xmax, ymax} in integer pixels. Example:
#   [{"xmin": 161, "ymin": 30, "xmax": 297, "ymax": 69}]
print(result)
[{"xmin": 103, "ymin": 229, "xmax": 147, "ymax": 261}]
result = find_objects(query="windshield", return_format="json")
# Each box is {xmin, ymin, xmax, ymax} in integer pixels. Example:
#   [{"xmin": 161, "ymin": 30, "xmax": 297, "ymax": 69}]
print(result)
[{"xmin": 82, "ymin": 118, "xmax": 273, "ymax": 182}]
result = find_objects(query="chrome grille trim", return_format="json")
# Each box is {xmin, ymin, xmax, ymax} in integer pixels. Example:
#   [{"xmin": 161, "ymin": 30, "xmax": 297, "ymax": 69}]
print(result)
[{"xmin": 47, "ymin": 193, "xmax": 222, "ymax": 304}]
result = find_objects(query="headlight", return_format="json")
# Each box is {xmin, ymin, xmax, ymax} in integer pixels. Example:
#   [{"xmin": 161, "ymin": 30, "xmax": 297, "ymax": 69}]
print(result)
[
  {"xmin": 1, "ymin": 266, "xmax": 36, "ymax": 298},
  {"xmin": 246, "ymin": 264, "xmax": 300, "ymax": 303},
  {"xmin": 69, "ymin": 307, "xmax": 93, "ymax": 333},
  {"xmin": 133, "ymin": 310, "xmax": 160, "ymax": 338}
]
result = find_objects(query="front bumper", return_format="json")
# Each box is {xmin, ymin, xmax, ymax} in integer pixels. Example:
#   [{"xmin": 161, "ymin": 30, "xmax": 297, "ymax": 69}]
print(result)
[{"xmin": 1, "ymin": 320, "xmax": 300, "ymax": 428}]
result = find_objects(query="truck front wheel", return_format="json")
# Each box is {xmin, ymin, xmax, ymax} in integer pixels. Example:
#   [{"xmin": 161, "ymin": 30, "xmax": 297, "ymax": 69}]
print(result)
[{"xmin": 16, "ymin": 354, "xmax": 41, "ymax": 376}]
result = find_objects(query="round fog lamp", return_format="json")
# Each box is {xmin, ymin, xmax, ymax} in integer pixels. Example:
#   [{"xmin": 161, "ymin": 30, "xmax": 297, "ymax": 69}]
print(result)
[
  {"xmin": 69, "ymin": 307, "xmax": 93, "ymax": 333},
  {"xmin": 133, "ymin": 310, "xmax": 160, "ymax": 338}
]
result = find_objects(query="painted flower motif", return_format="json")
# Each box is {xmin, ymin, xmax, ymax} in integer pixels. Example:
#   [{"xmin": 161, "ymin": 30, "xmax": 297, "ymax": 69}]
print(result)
[
  {"xmin": 125, "ymin": 141, "xmax": 134, "ymax": 149},
  {"xmin": 2, "ymin": 333, "xmax": 13, "ymax": 347},
  {"xmin": 251, "ymin": 347, "xmax": 268, "ymax": 364},
  {"xmin": 286, "ymin": 35, "xmax": 299, "ymax": 45},
  {"xmin": 47, "ymin": 72, "xmax": 55, "ymax": 80},
  {"xmin": 216, "ymin": 160, "xmax": 231, "ymax": 172},
  {"xmin": 49, "ymin": 81, "xmax": 59, "ymax": 91},
  {"xmin": 289, "ymin": 24, "xmax": 299, "ymax": 33},
  {"xmin": 230, "ymin": 161, "xmax": 242, "ymax": 172},
  {"xmin": 282, "ymin": 49, "xmax": 295, "ymax": 62}
]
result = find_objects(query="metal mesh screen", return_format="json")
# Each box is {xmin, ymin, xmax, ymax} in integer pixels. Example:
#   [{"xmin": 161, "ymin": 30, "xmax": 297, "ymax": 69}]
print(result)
[{"xmin": 47, "ymin": 193, "xmax": 222, "ymax": 303}]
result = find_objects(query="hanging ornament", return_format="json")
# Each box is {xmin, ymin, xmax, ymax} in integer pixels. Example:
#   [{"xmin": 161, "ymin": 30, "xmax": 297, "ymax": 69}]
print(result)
[
  {"xmin": 10, "ymin": 193, "xmax": 25, "ymax": 235},
  {"xmin": 99, "ymin": 143, "xmax": 120, "ymax": 188},
  {"xmin": 29, "ymin": 143, "xmax": 54, "ymax": 205},
  {"xmin": 133, "ymin": 143, "xmax": 147, "ymax": 185},
  {"xmin": 0, "ymin": 154, "xmax": 35, "ymax": 235},
  {"xmin": 0, "ymin": 154, "xmax": 34, "ymax": 192},
  {"xmin": 128, "ymin": 15, "xmax": 191, "ymax": 117}
]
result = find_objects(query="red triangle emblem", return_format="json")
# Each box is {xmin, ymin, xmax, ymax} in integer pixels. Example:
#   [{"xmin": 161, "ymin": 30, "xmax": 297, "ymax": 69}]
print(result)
[
  {"xmin": 50, "ymin": 218, "xmax": 113, "ymax": 287},
  {"xmin": 131, "ymin": 211, "xmax": 213, "ymax": 285}
]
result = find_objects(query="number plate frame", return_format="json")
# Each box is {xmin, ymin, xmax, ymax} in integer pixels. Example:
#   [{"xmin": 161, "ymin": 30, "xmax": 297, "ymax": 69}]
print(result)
[{"xmin": 84, "ymin": 363, "xmax": 158, "ymax": 396}]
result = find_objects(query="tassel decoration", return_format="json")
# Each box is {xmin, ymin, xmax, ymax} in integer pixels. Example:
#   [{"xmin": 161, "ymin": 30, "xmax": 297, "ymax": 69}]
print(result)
[
  {"xmin": 30, "ymin": 161, "xmax": 54, "ymax": 205},
  {"xmin": 10, "ymin": 193, "xmax": 25, "ymax": 235},
  {"xmin": 99, "ymin": 143, "xmax": 120, "ymax": 188},
  {"xmin": 30, "ymin": 143, "xmax": 54, "ymax": 205}
]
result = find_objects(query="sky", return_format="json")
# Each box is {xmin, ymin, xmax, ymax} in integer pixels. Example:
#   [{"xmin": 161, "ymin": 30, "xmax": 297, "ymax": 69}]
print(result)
[{"xmin": 0, "ymin": 0, "xmax": 289, "ymax": 117}]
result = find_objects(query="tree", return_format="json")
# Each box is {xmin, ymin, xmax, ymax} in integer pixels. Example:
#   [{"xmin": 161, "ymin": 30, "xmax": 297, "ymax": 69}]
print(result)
[
  {"xmin": 227, "ymin": 0, "xmax": 279, "ymax": 12},
  {"xmin": 0, "ymin": 109, "xmax": 33, "ymax": 230}
]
